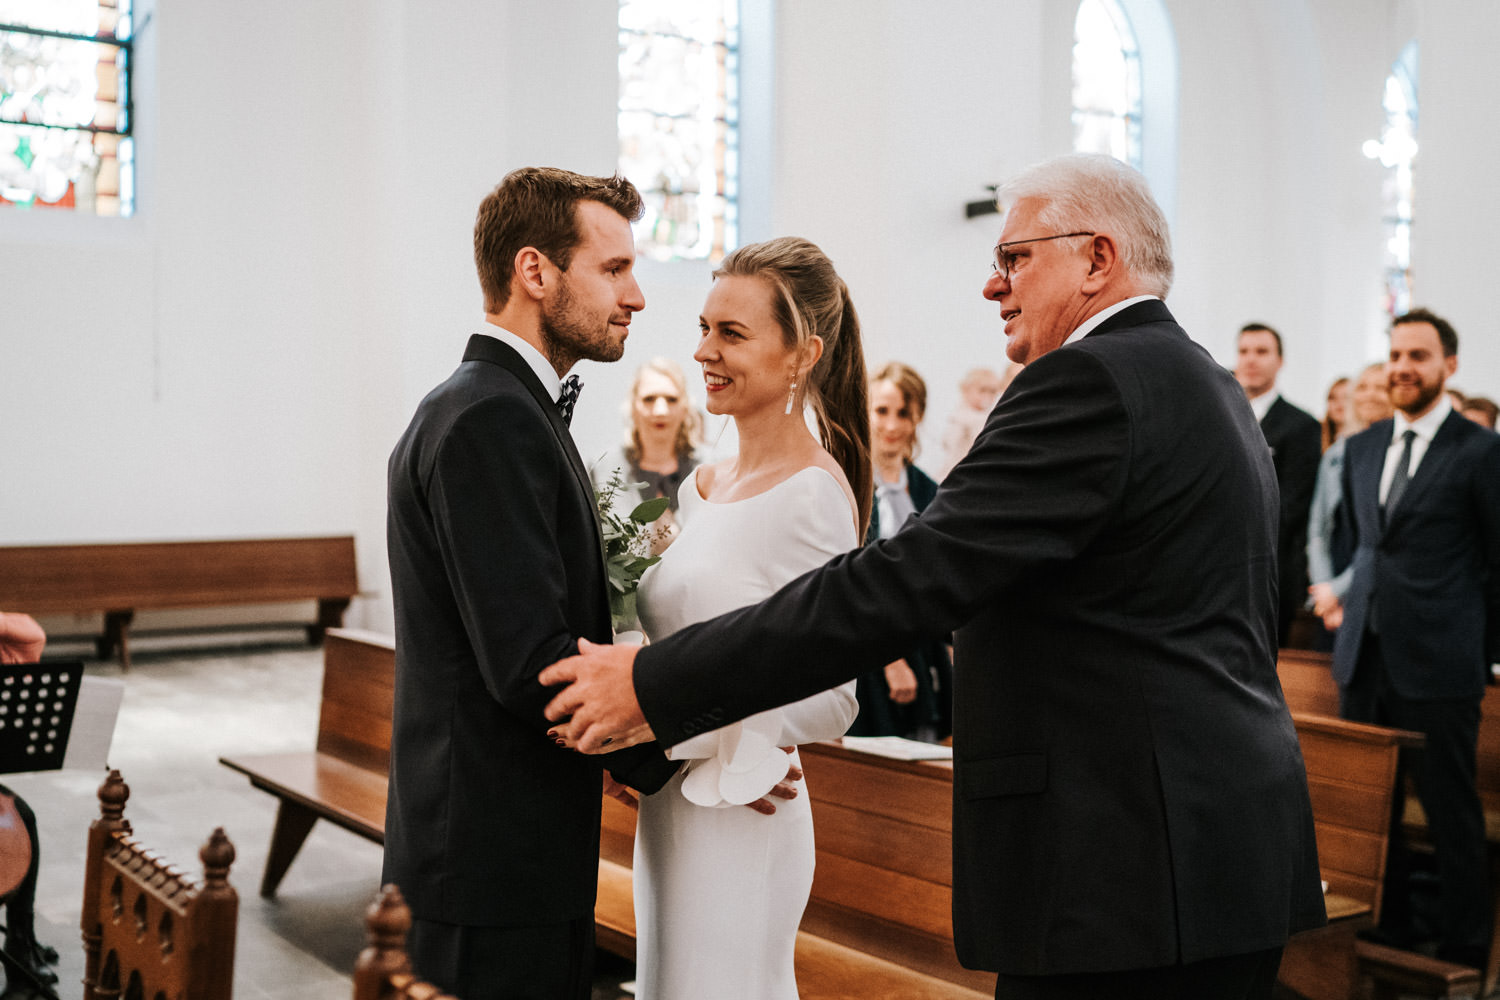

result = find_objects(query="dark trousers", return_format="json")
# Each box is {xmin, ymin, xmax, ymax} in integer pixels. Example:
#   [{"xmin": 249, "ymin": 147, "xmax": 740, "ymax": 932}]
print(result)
[
  {"xmin": 1340, "ymin": 635, "xmax": 1490, "ymax": 964},
  {"xmin": 993, "ymin": 946, "xmax": 1284, "ymax": 1000},
  {"xmin": 407, "ymin": 914, "xmax": 595, "ymax": 1000}
]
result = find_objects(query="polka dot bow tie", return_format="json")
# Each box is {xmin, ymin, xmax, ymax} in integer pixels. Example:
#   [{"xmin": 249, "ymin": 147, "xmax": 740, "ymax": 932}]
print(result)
[{"xmin": 556, "ymin": 374, "xmax": 583, "ymax": 427}]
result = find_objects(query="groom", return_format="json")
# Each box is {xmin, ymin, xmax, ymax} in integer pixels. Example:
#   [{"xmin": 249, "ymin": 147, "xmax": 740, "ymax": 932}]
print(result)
[
  {"xmin": 543, "ymin": 154, "xmax": 1327, "ymax": 999},
  {"xmin": 384, "ymin": 168, "xmax": 678, "ymax": 1000}
]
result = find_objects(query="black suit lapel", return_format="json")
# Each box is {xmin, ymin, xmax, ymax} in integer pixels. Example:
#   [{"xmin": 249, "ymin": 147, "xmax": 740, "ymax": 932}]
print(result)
[{"xmin": 462, "ymin": 333, "xmax": 607, "ymax": 562}]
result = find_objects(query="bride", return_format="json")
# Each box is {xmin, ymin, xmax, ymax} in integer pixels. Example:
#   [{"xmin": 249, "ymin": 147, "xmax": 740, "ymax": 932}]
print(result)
[{"xmin": 631, "ymin": 236, "xmax": 872, "ymax": 999}]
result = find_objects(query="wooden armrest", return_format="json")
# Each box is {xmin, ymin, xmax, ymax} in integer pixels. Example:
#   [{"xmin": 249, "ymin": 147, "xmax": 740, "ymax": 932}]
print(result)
[{"xmin": 1355, "ymin": 939, "xmax": 1482, "ymax": 994}]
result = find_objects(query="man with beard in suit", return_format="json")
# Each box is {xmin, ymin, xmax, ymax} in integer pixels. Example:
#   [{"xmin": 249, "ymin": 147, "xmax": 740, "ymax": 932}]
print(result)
[
  {"xmin": 384, "ymin": 168, "xmax": 679, "ymax": 999},
  {"xmin": 1325, "ymin": 308, "xmax": 1500, "ymax": 970},
  {"xmin": 1235, "ymin": 322, "xmax": 1323, "ymax": 646},
  {"xmin": 542, "ymin": 154, "xmax": 1327, "ymax": 1000}
]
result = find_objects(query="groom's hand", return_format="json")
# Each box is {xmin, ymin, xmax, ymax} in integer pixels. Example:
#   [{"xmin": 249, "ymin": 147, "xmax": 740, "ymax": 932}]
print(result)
[{"xmin": 542, "ymin": 638, "xmax": 653, "ymax": 753}]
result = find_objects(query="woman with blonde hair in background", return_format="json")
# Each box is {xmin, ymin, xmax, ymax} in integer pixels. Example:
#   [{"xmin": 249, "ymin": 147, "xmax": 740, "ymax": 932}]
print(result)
[
  {"xmin": 592, "ymin": 357, "xmax": 704, "ymax": 552},
  {"xmin": 848, "ymin": 360, "xmax": 952, "ymax": 742},
  {"xmin": 1308, "ymin": 361, "xmax": 1394, "ymax": 634},
  {"xmin": 628, "ymin": 236, "xmax": 869, "ymax": 1000}
]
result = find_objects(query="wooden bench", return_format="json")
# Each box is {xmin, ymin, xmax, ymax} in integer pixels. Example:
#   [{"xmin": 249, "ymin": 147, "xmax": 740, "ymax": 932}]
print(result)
[
  {"xmin": 0, "ymin": 536, "xmax": 358, "ymax": 669},
  {"xmin": 82, "ymin": 769, "xmax": 239, "ymax": 1000},
  {"xmin": 1277, "ymin": 649, "xmax": 1495, "ymax": 998},
  {"xmin": 221, "ymin": 627, "xmax": 392, "ymax": 897}
]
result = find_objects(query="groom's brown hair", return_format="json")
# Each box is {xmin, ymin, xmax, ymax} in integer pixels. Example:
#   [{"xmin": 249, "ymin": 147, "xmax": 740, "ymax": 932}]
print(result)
[{"xmin": 475, "ymin": 167, "xmax": 644, "ymax": 313}]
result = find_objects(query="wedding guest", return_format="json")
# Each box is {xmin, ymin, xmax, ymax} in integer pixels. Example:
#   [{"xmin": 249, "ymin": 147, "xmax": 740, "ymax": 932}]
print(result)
[
  {"xmin": 1461, "ymin": 395, "xmax": 1498, "ymax": 429},
  {"xmin": 1236, "ymin": 322, "xmax": 1322, "ymax": 645},
  {"xmin": 545, "ymin": 153, "xmax": 1326, "ymax": 1000},
  {"xmin": 1307, "ymin": 362, "xmax": 1392, "ymax": 635},
  {"xmin": 937, "ymin": 365, "xmax": 1006, "ymax": 479},
  {"xmin": 0, "ymin": 612, "xmax": 46, "ymax": 664},
  {"xmin": 591, "ymin": 357, "xmax": 705, "ymax": 552},
  {"xmin": 1325, "ymin": 309, "xmax": 1500, "ymax": 969},
  {"xmin": 1321, "ymin": 376, "xmax": 1350, "ymax": 451},
  {"xmin": 627, "ymin": 236, "xmax": 868, "ymax": 999},
  {"xmin": 849, "ymin": 361, "xmax": 952, "ymax": 742}
]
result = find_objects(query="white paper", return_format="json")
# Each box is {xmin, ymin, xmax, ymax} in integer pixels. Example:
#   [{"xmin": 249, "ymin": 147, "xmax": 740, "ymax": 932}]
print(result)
[
  {"xmin": 840, "ymin": 736, "xmax": 954, "ymax": 761},
  {"xmin": 61, "ymin": 676, "xmax": 125, "ymax": 771}
]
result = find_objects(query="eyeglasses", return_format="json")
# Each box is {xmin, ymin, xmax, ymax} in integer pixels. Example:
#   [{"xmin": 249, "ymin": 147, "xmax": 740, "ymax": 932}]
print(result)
[{"xmin": 991, "ymin": 232, "xmax": 1095, "ymax": 281}]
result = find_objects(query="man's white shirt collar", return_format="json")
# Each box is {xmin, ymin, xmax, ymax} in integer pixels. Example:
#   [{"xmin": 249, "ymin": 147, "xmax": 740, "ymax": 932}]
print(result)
[
  {"xmin": 482, "ymin": 320, "xmax": 563, "ymax": 403},
  {"xmin": 1062, "ymin": 295, "xmax": 1160, "ymax": 348},
  {"xmin": 1248, "ymin": 388, "xmax": 1280, "ymax": 423},
  {"xmin": 1393, "ymin": 393, "xmax": 1452, "ymax": 444}
]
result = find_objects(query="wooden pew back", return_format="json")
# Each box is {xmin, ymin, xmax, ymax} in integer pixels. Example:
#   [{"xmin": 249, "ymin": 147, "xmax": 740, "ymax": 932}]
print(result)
[
  {"xmin": 0, "ymin": 536, "xmax": 357, "ymax": 612},
  {"xmin": 81, "ymin": 770, "xmax": 238, "ymax": 1000},
  {"xmin": 318, "ymin": 628, "xmax": 397, "ymax": 772}
]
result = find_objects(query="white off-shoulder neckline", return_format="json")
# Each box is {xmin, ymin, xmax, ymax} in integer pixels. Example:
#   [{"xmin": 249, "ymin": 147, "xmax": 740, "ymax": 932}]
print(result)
[{"xmin": 689, "ymin": 463, "xmax": 846, "ymax": 507}]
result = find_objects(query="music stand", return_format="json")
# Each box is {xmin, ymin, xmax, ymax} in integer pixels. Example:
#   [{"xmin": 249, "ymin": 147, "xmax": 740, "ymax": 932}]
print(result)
[{"xmin": 0, "ymin": 660, "xmax": 86, "ymax": 1000}]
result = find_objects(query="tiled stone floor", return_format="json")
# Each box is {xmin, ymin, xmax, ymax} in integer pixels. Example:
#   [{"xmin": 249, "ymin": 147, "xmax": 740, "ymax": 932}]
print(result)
[{"xmin": 4, "ymin": 631, "xmax": 633, "ymax": 999}]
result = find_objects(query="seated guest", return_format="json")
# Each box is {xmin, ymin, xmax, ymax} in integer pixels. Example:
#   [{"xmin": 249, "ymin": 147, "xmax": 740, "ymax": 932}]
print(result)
[
  {"xmin": 1321, "ymin": 376, "xmax": 1350, "ymax": 451},
  {"xmin": 850, "ymin": 361, "xmax": 952, "ymax": 743},
  {"xmin": 1307, "ymin": 363, "xmax": 1392, "ymax": 632},
  {"xmin": 592, "ymin": 357, "xmax": 705, "ymax": 552},
  {"xmin": 1236, "ymin": 322, "xmax": 1322, "ymax": 646},
  {"xmin": 1461, "ymin": 395, "xmax": 1497, "ymax": 429}
]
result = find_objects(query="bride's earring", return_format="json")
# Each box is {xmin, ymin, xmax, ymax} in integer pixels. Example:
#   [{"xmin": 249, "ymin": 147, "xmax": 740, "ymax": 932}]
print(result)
[{"xmin": 784, "ymin": 381, "xmax": 797, "ymax": 416}]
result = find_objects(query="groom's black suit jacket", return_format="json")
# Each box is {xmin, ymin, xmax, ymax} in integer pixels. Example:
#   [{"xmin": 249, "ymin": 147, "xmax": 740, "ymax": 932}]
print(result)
[
  {"xmin": 385, "ymin": 333, "xmax": 672, "ymax": 927},
  {"xmin": 633, "ymin": 300, "xmax": 1327, "ymax": 975}
]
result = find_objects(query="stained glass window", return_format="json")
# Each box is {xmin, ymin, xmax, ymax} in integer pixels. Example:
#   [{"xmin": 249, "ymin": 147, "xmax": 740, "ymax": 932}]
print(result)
[
  {"xmin": 1362, "ymin": 41, "xmax": 1417, "ymax": 317},
  {"xmin": 1072, "ymin": 0, "xmax": 1142, "ymax": 169},
  {"xmin": 618, "ymin": 0, "xmax": 739, "ymax": 263},
  {"xmin": 0, "ymin": 0, "xmax": 133, "ymax": 216}
]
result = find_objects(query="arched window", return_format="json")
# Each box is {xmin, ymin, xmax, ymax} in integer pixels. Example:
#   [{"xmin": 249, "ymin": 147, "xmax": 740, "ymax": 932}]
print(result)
[
  {"xmin": 1362, "ymin": 41, "xmax": 1418, "ymax": 317},
  {"xmin": 1072, "ymin": 0, "xmax": 1142, "ymax": 169},
  {"xmin": 0, "ymin": 0, "xmax": 134, "ymax": 216},
  {"xmin": 618, "ymin": 0, "xmax": 739, "ymax": 263}
]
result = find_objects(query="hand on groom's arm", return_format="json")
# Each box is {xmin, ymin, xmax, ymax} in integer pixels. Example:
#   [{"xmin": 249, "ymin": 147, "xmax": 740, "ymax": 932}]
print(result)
[{"xmin": 543, "ymin": 637, "xmax": 652, "ymax": 753}]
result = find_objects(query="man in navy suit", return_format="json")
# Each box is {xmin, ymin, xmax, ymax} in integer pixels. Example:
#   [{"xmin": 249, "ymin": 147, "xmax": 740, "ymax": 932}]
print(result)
[
  {"xmin": 1235, "ymin": 323, "xmax": 1323, "ymax": 646},
  {"xmin": 1328, "ymin": 308, "xmax": 1500, "ymax": 969},
  {"xmin": 385, "ymin": 168, "xmax": 678, "ymax": 999},
  {"xmin": 543, "ymin": 154, "xmax": 1326, "ymax": 999}
]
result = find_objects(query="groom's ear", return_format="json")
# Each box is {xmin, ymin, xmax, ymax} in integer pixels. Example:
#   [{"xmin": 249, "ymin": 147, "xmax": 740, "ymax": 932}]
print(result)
[{"xmin": 514, "ymin": 246, "xmax": 549, "ymax": 302}]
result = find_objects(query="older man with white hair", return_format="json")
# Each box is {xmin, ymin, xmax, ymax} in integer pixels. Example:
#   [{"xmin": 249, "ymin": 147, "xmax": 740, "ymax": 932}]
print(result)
[{"xmin": 543, "ymin": 154, "xmax": 1328, "ymax": 999}]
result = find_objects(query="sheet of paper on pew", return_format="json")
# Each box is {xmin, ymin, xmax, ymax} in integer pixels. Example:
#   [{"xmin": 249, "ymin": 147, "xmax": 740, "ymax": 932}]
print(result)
[
  {"xmin": 0, "ymin": 661, "xmax": 123, "ymax": 774},
  {"xmin": 838, "ymin": 735, "xmax": 955, "ymax": 761}
]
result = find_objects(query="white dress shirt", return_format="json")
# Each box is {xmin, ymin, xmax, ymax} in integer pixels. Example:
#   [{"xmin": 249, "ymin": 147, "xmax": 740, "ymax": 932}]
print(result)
[
  {"xmin": 483, "ymin": 320, "xmax": 563, "ymax": 403},
  {"xmin": 1248, "ymin": 388, "xmax": 1280, "ymax": 424},
  {"xmin": 1379, "ymin": 395, "xmax": 1453, "ymax": 504}
]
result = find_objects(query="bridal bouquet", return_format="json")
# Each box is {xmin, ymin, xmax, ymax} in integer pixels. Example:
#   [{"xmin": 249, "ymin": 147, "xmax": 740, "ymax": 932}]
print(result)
[{"xmin": 595, "ymin": 469, "xmax": 670, "ymax": 633}]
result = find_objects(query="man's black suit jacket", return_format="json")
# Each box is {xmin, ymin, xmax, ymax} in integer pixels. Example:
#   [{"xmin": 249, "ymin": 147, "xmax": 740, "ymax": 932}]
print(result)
[
  {"xmin": 385, "ymin": 334, "xmax": 671, "ymax": 927},
  {"xmin": 1332, "ymin": 410, "xmax": 1500, "ymax": 698},
  {"xmin": 1259, "ymin": 397, "xmax": 1323, "ymax": 640},
  {"xmin": 632, "ymin": 300, "xmax": 1327, "ymax": 975}
]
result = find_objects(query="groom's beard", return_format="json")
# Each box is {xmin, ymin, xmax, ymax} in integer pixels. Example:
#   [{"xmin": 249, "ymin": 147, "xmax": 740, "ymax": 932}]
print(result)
[{"xmin": 541, "ymin": 273, "xmax": 626, "ymax": 373}]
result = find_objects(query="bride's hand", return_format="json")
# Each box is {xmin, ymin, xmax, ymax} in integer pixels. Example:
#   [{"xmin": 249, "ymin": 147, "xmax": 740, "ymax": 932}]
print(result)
[{"xmin": 742, "ymin": 747, "xmax": 802, "ymax": 816}]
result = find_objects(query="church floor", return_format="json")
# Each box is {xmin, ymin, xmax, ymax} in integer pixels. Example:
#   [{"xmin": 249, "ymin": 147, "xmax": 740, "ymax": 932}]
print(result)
[{"xmin": 4, "ymin": 633, "xmax": 633, "ymax": 1000}]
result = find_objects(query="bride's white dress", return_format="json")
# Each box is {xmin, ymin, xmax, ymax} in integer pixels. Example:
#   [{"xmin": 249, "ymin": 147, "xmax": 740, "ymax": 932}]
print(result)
[{"xmin": 634, "ymin": 465, "xmax": 860, "ymax": 1000}]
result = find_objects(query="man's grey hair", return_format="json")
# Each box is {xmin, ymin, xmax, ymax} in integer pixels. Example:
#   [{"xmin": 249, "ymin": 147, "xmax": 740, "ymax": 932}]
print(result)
[{"xmin": 997, "ymin": 153, "xmax": 1174, "ymax": 298}]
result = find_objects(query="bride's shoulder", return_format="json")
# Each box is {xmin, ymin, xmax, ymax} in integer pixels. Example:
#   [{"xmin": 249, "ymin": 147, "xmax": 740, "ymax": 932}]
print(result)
[{"xmin": 794, "ymin": 454, "xmax": 859, "ymax": 528}]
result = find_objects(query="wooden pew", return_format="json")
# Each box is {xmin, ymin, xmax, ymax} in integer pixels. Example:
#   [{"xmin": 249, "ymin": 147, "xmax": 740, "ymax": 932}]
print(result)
[
  {"xmin": 221, "ymin": 627, "xmax": 392, "ymax": 897},
  {"xmin": 81, "ymin": 769, "xmax": 238, "ymax": 1000},
  {"xmin": 1276, "ymin": 649, "xmax": 1496, "ymax": 997},
  {"xmin": 353, "ymin": 884, "xmax": 460, "ymax": 1000},
  {"xmin": 0, "ymin": 536, "xmax": 358, "ymax": 668}
]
